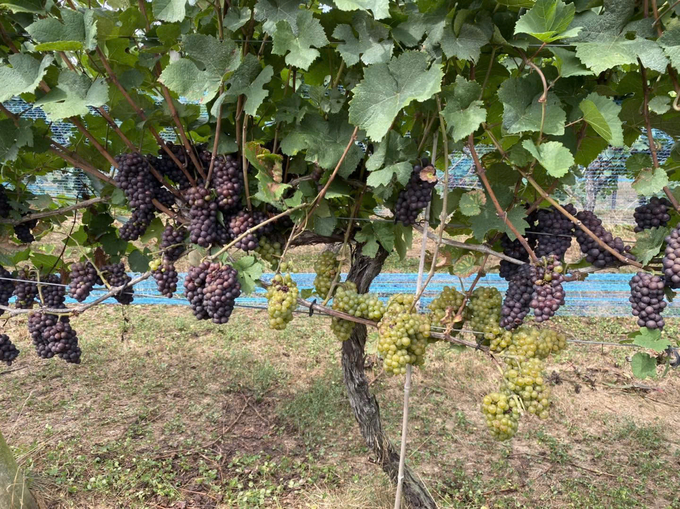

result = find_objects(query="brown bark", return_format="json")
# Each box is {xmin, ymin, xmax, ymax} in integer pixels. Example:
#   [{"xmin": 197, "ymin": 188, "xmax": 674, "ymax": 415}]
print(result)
[{"xmin": 341, "ymin": 246, "xmax": 436, "ymax": 508}]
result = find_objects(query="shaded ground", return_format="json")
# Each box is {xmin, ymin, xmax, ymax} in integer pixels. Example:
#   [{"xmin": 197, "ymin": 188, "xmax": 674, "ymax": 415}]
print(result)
[{"xmin": 1, "ymin": 307, "xmax": 680, "ymax": 508}]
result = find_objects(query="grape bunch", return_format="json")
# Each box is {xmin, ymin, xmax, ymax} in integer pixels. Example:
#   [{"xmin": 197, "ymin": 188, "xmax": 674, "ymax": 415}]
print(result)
[
  {"xmin": 120, "ymin": 207, "xmax": 156, "ymax": 241},
  {"xmin": 101, "ymin": 263, "xmax": 134, "ymax": 305},
  {"xmin": 266, "ymin": 273, "xmax": 298, "ymax": 330},
  {"xmin": 662, "ymin": 225, "xmax": 680, "ymax": 288},
  {"xmin": 68, "ymin": 262, "xmax": 102, "ymax": 302},
  {"xmin": 428, "ymin": 286, "xmax": 466, "ymax": 333},
  {"xmin": 502, "ymin": 357, "xmax": 551, "ymax": 420},
  {"xmin": 0, "ymin": 334, "xmax": 19, "ymax": 366},
  {"xmin": 468, "ymin": 287, "xmax": 502, "ymax": 341},
  {"xmin": 228, "ymin": 210, "xmax": 272, "ymax": 251},
  {"xmin": 499, "ymin": 234, "xmax": 533, "ymax": 280},
  {"xmin": 151, "ymin": 143, "xmax": 191, "ymax": 190},
  {"xmin": 481, "ymin": 391, "xmax": 520, "ymax": 440},
  {"xmin": 629, "ymin": 272, "xmax": 667, "ymax": 330},
  {"xmin": 531, "ymin": 205, "xmax": 576, "ymax": 259},
  {"xmin": 256, "ymin": 236, "xmax": 284, "ymax": 270},
  {"xmin": 185, "ymin": 186, "xmax": 218, "ymax": 247},
  {"xmin": 161, "ymin": 224, "xmax": 187, "ymax": 262},
  {"xmin": 500, "ymin": 264, "xmax": 536, "ymax": 330},
  {"xmin": 151, "ymin": 259, "xmax": 178, "ymax": 298},
  {"xmin": 211, "ymin": 154, "xmax": 243, "ymax": 211},
  {"xmin": 29, "ymin": 312, "xmax": 81, "ymax": 364},
  {"xmin": 13, "ymin": 270, "xmax": 38, "ymax": 309},
  {"xmin": 531, "ymin": 256, "xmax": 566, "ymax": 323},
  {"xmin": 40, "ymin": 274, "xmax": 66, "ymax": 308},
  {"xmin": 394, "ymin": 161, "xmax": 437, "ymax": 226},
  {"xmin": 203, "ymin": 263, "xmax": 241, "ymax": 324},
  {"xmin": 634, "ymin": 197, "xmax": 672, "ymax": 232},
  {"xmin": 184, "ymin": 261, "xmax": 210, "ymax": 319},
  {"xmin": 0, "ymin": 266, "xmax": 15, "ymax": 314},
  {"xmin": 490, "ymin": 326, "xmax": 566, "ymax": 359},
  {"xmin": 330, "ymin": 282, "xmax": 385, "ymax": 341},
  {"xmin": 314, "ymin": 250, "xmax": 340, "ymax": 299},
  {"xmin": 574, "ymin": 210, "xmax": 635, "ymax": 268},
  {"xmin": 377, "ymin": 294, "xmax": 430, "ymax": 375},
  {"xmin": 14, "ymin": 218, "xmax": 37, "ymax": 243}
]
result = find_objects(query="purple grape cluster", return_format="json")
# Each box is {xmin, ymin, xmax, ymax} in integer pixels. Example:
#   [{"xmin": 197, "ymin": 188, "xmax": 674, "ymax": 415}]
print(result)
[
  {"xmin": 161, "ymin": 224, "xmax": 187, "ymax": 262},
  {"xmin": 153, "ymin": 261, "xmax": 178, "ymax": 298},
  {"xmin": 101, "ymin": 263, "xmax": 133, "ymax": 305},
  {"xmin": 211, "ymin": 154, "xmax": 243, "ymax": 211},
  {"xmin": 203, "ymin": 263, "xmax": 241, "ymax": 324},
  {"xmin": 14, "ymin": 218, "xmax": 37, "ymax": 243},
  {"xmin": 500, "ymin": 264, "xmax": 536, "ymax": 329},
  {"xmin": 499, "ymin": 234, "xmax": 533, "ymax": 281},
  {"xmin": 530, "ymin": 256, "xmax": 566, "ymax": 323},
  {"xmin": 184, "ymin": 261, "xmax": 210, "ymax": 319},
  {"xmin": 532, "ymin": 205, "xmax": 576, "ymax": 259},
  {"xmin": 663, "ymin": 225, "xmax": 680, "ymax": 288},
  {"xmin": 13, "ymin": 270, "xmax": 37, "ymax": 309},
  {"xmin": 629, "ymin": 272, "xmax": 666, "ymax": 330},
  {"xmin": 394, "ymin": 161, "xmax": 437, "ymax": 226},
  {"xmin": 0, "ymin": 334, "xmax": 19, "ymax": 365},
  {"xmin": 634, "ymin": 197, "xmax": 672, "ymax": 232},
  {"xmin": 0, "ymin": 266, "xmax": 15, "ymax": 314},
  {"xmin": 68, "ymin": 262, "xmax": 102, "ymax": 302},
  {"xmin": 29, "ymin": 312, "xmax": 81, "ymax": 364},
  {"xmin": 574, "ymin": 211, "xmax": 635, "ymax": 268},
  {"xmin": 39, "ymin": 274, "xmax": 66, "ymax": 308},
  {"xmin": 185, "ymin": 186, "xmax": 218, "ymax": 247}
]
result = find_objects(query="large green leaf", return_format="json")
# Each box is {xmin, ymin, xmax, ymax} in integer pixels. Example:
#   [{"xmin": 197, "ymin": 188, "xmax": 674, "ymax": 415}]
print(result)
[
  {"xmin": 272, "ymin": 11, "xmax": 329, "ymax": 70},
  {"xmin": 497, "ymin": 75, "xmax": 566, "ymax": 135},
  {"xmin": 632, "ymin": 167, "xmax": 669, "ymax": 196},
  {"xmin": 183, "ymin": 34, "xmax": 241, "ymax": 80},
  {"xmin": 631, "ymin": 227, "xmax": 668, "ymax": 266},
  {"xmin": 152, "ymin": 0, "xmax": 186, "ymax": 22},
  {"xmin": 26, "ymin": 8, "xmax": 97, "ymax": 51},
  {"xmin": 365, "ymin": 131, "xmax": 416, "ymax": 188},
  {"xmin": 658, "ymin": 27, "xmax": 680, "ymax": 72},
  {"xmin": 631, "ymin": 352, "xmax": 657, "ymax": 379},
  {"xmin": 631, "ymin": 328, "xmax": 670, "ymax": 353},
  {"xmin": 579, "ymin": 93, "xmax": 624, "ymax": 147},
  {"xmin": 333, "ymin": 13, "xmax": 393, "ymax": 66},
  {"xmin": 514, "ymin": 0, "xmax": 580, "ymax": 42},
  {"xmin": 522, "ymin": 139, "xmax": 575, "ymax": 177},
  {"xmin": 349, "ymin": 51, "xmax": 443, "ymax": 141},
  {"xmin": 0, "ymin": 54, "xmax": 53, "ymax": 102},
  {"xmin": 332, "ymin": 0, "xmax": 389, "ymax": 20},
  {"xmin": 550, "ymin": 47, "xmax": 593, "ymax": 77},
  {"xmin": 575, "ymin": 37, "xmax": 667, "ymax": 74},
  {"xmin": 35, "ymin": 70, "xmax": 108, "ymax": 120},
  {"xmin": 440, "ymin": 23, "xmax": 490, "ymax": 63},
  {"xmin": 442, "ymin": 76, "xmax": 486, "ymax": 142},
  {"xmin": 211, "ymin": 54, "xmax": 274, "ymax": 116},
  {"xmin": 255, "ymin": 0, "xmax": 305, "ymax": 35}
]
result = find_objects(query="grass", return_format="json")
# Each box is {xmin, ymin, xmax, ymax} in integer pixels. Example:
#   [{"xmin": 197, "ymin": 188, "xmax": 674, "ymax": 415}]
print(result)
[{"xmin": 2, "ymin": 306, "xmax": 680, "ymax": 508}]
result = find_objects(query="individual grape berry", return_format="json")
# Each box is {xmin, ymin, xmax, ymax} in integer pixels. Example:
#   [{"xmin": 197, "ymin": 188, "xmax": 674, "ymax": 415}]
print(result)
[
  {"xmin": 532, "ymin": 205, "xmax": 576, "ymax": 259},
  {"xmin": 481, "ymin": 391, "xmax": 520, "ymax": 441},
  {"xmin": 501, "ymin": 264, "xmax": 536, "ymax": 330},
  {"xmin": 530, "ymin": 256, "xmax": 566, "ymax": 323},
  {"xmin": 0, "ymin": 334, "xmax": 19, "ymax": 366},
  {"xmin": 39, "ymin": 274, "xmax": 66, "ymax": 309},
  {"xmin": 13, "ymin": 270, "xmax": 38, "ymax": 309},
  {"xmin": 101, "ymin": 263, "xmax": 134, "ymax": 305},
  {"xmin": 503, "ymin": 357, "xmax": 551, "ymax": 420},
  {"xmin": 330, "ymin": 282, "xmax": 384, "ymax": 341},
  {"xmin": 634, "ymin": 197, "xmax": 672, "ymax": 232},
  {"xmin": 68, "ymin": 262, "xmax": 102, "ymax": 302},
  {"xmin": 203, "ymin": 263, "xmax": 241, "ymax": 324},
  {"xmin": 184, "ymin": 261, "xmax": 210, "ymax": 320},
  {"xmin": 313, "ymin": 250, "xmax": 340, "ymax": 299},
  {"xmin": 120, "ymin": 206, "xmax": 156, "ymax": 241},
  {"xmin": 151, "ymin": 259, "xmax": 179, "ymax": 298},
  {"xmin": 394, "ymin": 161, "xmax": 437, "ymax": 226},
  {"xmin": 468, "ymin": 287, "xmax": 502, "ymax": 341},
  {"xmin": 211, "ymin": 154, "xmax": 243, "ymax": 211},
  {"xmin": 574, "ymin": 210, "xmax": 636, "ymax": 268},
  {"xmin": 185, "ymin": 186, "xmax": 217, "ymax": 247},
  {"xmin": 629, "ymin": 272, "xmax": 666, "ymax": 330},
  {"xmin": 0, "ymin": 266, "xmax": 15, "ymax": 314},
  {"xmin": 14, "ymin": 219, "xmax": 37, "ymax": 243},
  {"xmin": 0, "ymin": 185, "xmax": 10, "ymax": 218},
  {"xmin": 428, "ymin": 286, "xmax": 466, "ymax": 335},
  {"xmin": 377, "ymin": 294, "xmax": 430, "ymax": 375},
  {"xmin": 662, "ymin": 225, "xmax": 680, "ymax": 288},
  {"xmin": 266, "ymin": 273, "xmax": 298, "ymax": 330},
  {"xmin": 161, "ymin": 224, "xmax": 187, "ymax": 262}
]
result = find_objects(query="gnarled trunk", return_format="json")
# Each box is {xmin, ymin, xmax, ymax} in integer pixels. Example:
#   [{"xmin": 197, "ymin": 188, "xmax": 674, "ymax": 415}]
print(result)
[
  {"xmin": 341, "ymin": 246, "xmax": 436, "ymax": 509},
  {"xmin": 0, "ymin": 430, "xmax": 38, "ymax": 509}
]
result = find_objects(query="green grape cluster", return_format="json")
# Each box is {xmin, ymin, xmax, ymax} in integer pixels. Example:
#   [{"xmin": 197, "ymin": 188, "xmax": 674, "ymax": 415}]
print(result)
[
  {"xmin": 468, "ymin": 287, "xmax": 502, "ymax": 341},
  {"xmin": 428, "ymin": 286, "xmax": 466, "ymax": 334},
  {"xmin": 490, "ymin": 326, "xmax": 567, "ymax": 359},
  {"xmin": 314, "ymin": 250, "xmax": 340, "ymax": 299},
  {"xmin": 265, "ymin": 273, "xmax": 298, "ymax": 330},
  {"xmin": 256, "ymin": 237, "xmax": 297, "ymax": 272},
  {"xmin": 481, "ymin": 391, "xmax": 520, "ymax": 440},
  {"xmin": 330, "ymin": 282, "xmax": 385, "ymax": 341},
  {"xmin": 503, "ymin": 357, "xmax": 551, "ymax": 420},
  {"xmin": 377, "ymin": 294, "xmax": 430, "ymax": 375}
]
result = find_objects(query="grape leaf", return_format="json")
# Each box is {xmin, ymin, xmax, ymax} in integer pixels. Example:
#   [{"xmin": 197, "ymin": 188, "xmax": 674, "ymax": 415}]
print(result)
[
  {"xmin": 579, "ymin": 93, "xmax": 624, "ymax": 147},
  {"xmin": 0, "ymin": 54, "xmax": 53, "ymax": 102},
  {"xmin": 393, "ymin": 223, "xmax": 412, "ymax": 260},
  {"xmin": 575, "ymin": 37, "xmax": 667, "ymax": 74},
  {"xmin": 152, "ymin": 0, "xmax": 186, "ymax": 22},
  {"xmin": 355, "ymin": 223, "xmax": 394, "ymax": 256},
  {"xmin": 212, "ymin": 54, "xmax": 274, "ymax": 116},
  {"xmin": 658, "ymin": 26, "xmax": 680, "ymax": 72},
  {"xmin": 470, "ymin": 203, "xmax": 528, "ymax": 240},
  {"xmin": 631, "ymin": 227, "xmax": 669, "ymax": 266},
  {"xmin": 332, "ymin": 0, "xmax": 389, "ymax": 20},
  {"xmin": 442, "ymin": 76, "xmax": 486, "ymax": 142},
  {"xmin": 224, "ymin": 7, "xmax": 252, "ymax": 31},
  {"xmin": 255, "ymin": 0, "xmax": 305, "ymax": 35},
  {"xmin": 349, "ymin": 51, "xmax": 443, "ymax": 141},
  {"xmin": 514, "ymin": 0, "xmax": 581, "ymax": 42},
  {"xmin": 183, "ymin": 34, "xmax": 241, "ymax": 81},
  {"xmin": 391, "ymin": 6, "xmax": 448, "ymax": 48},
  {"xmin": 550, "ymin": 47, "xmax": 593, "ymax": 77},
  {"xmin": 648, "ymin": 96, "xmax": 671, "ymax": 115},
  {"xmin": 497, "ymin": 75, "xmax": 566, "ymax": 135},
  {"xmin": 632, "ymin": 167, "xmax": 669, "ymax": 196},
  {"xmin": 366, "ymin": 131, "xmax": 416, "ymax": 187},
  {"xmin": 128, "ymin": 249, "xmax": 149, "ymax": 272},
  {"xmin": 631, "ymin": 352, "xmax": 657, "ymax": 379},
  {"xmin": 233, "ymin": 256, "xmax": 264, "ymax": 295},
  {"xmin": 522, "ymin": 139, "xmax": 575, "ymax": 177},
  {"xmin": 440, "ymin": 23, "xmax": 490, "ymax": 63},
  {"xmin": 272, "ymin": 11, "xmax": 329, "ymax": 70},
  {"xmin": 35, "ymin": 70, "xmax": 109, "ymax": 120},
  {"xmin": 26, "ymin": 8, "xmax": 97, "ymax": 51},
  {"xmin": 333, "ymin": 13, "xmax": 393, "ymax": 67},
  {"xmin": 459, "ymin": 189, "xmax": 485, "ymax": 216},
  {"xmin": 631, "ymin": 327, "xmax": 671, "ymax": 353},
  {"xmin": 0, "ymin": 0, "xmax": 45, "ymax": 13}
]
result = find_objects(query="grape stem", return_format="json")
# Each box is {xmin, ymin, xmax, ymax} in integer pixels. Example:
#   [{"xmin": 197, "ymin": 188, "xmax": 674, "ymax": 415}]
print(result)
[
  {"xmin": 452, "ymin": 254, "xmax": 490, "ymax": 327},
  {"xmin": 205, "ymin": 82, "xmax": 225, "ymax": 189},
  {"xmin": 48, "ymin": 142, "xmax": 116, "ymax": 186}
]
